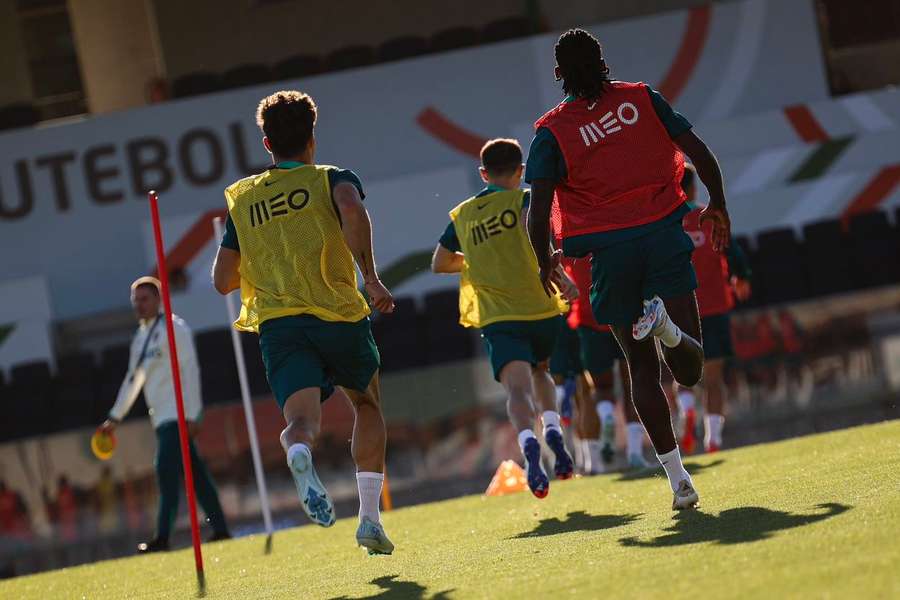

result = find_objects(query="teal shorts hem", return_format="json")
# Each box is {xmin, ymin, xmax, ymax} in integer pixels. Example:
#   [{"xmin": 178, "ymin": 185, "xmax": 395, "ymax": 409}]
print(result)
[
  {"xmin": 577, "ymin": 327, "xmax": 623, "ymax": 374},
  {"xmin": 481, "ymin": 316, "xmax": 562, "ymax": 382}
]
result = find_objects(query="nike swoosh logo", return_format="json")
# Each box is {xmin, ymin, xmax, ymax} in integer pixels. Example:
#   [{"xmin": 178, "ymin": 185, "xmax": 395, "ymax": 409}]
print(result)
[
  {"xmin": 264, "ymin": 179, "xmax": 278, "ymax": 186},
  {"xmin": 476, "ymin": 203, "xmax": 490, "ymax": 210}
]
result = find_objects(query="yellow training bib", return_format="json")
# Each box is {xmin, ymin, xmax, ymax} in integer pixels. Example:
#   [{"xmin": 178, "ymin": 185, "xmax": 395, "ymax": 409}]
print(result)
[
  {"xmin": 450, "ymin": 189, "xmax": 567, "ymax": 328},
  {"xmin": 224, "ymin": 164, "xmax": 370, "ymax": 332}
]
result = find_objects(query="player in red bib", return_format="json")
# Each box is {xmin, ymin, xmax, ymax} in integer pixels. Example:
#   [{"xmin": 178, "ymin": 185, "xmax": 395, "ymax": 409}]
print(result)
[
  {"xmin": 676, "ymin": 164, "xmax": 751, "ymax": 453},
  {"xmin": 526, "ymin": 29, "xmax": 731, "ymax": 510}
]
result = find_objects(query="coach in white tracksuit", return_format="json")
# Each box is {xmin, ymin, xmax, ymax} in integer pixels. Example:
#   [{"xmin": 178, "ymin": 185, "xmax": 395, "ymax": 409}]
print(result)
[{"xmin": 99, "ymin": 276, "xmax": 230, "ymax": 553}]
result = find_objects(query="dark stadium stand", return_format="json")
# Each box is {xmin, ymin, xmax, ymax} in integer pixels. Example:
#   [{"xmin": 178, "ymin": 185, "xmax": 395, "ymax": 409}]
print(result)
[
  {"xmin": 423, "ymin": 290, "xmax": 478, "ymax": 364},
  {"xmin": 377, "ymin": 36, "xmax": 430, "ymax": 62},
  {"xmin": 802, "ymin": 219, "xmax": 854, "ymax": 297},
  {"xmin": 55, "ymin": 353, "xmax": 97, "ymax": 431},
  {"xmin": 326, "ymin": 45, "xmax": 377, "ymax": 72},
  {"xmin": 273, "ymin": 54, "xmax": 324, "ymax": 80},
  {"xmin": 755, "ymin": 228, "xmax": 809, "ymax": 304},
  {"xmin": 430, "ymin": 26, "xmax": 482, "ymax": 52},
  {"xmin": 847, "ymin": 211, "xmax": 899, "ymax": 288},
  {"xmin": 221, "ymin": 64, "xmax": 274, "ymax": 89},
  {"xmin": 0, "ymin": 103, "xmax": 40, "ymax": 131},
  {"xmin": 195, "ymin": 329, "xmax": 240, "ymax": 405},
  {"xmin": 371, "ymin": 298, "xmax": 427, "ymax": 372},
  {"xmin": 171, "ymin": 72, "xmax": 223, "ymax": 98},
  {"xmin": 482, "ymin": 16, "xmax": 534, "ymax": 42}
]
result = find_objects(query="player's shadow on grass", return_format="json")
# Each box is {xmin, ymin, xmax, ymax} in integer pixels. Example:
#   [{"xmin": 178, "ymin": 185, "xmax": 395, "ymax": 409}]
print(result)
[
  {"xmin": 329, "ymin": 575, "xmax": 455, "ymax": 600},
  {"xmin": 511, "ymin": 510, "xmax": 642, "ymax": 539},
  {"xmin": 619, "ymin": 502, "xmax": 850, "ymax": 547},
  {"xmin": 615, "ymin": 458, "xmax": 726, "ymax": 482}
]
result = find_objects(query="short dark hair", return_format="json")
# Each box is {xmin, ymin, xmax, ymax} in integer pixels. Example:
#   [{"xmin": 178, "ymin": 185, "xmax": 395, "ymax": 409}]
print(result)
[
  {"xmin": 256, "ymin": 90, "xmax": 317, "ymax": 157},
  {"xmin": 131, "ymin": 276, "xmax": 160, "ymax": 296},
  {"xmin": 681, "ymin": 163, "xmax": 696, "ymax": 193},
  {"xmin": 555, "ymin": 28, "xmax": 611, "ymax": 101},
  {"xmin": 480, "ymin": 138, "xmax": 522, "ymax": 176}
]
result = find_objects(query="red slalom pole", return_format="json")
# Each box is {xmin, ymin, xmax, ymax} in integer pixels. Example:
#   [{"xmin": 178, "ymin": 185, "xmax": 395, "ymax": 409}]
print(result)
[{"xmin": 148, "ymin": 191, "xmax": 205, "ymax": 593}]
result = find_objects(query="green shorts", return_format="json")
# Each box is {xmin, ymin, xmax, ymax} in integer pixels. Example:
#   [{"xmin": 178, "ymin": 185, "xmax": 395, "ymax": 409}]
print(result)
[
  {"xmin": 577, "ymin": 326, "xmax": 623, "ymax": 374},
  {"xmin": 259, "ymin": 315, "xmax": 380, "ymax": 409},
  {"xmin": 590, "ymin": 220, "xmax": 697, "ymax": 327},
  {"xmin": 481, "ymin": 316, "xmax": 562, "ymax": 382},
  {"xmin": 701, "ymin": 313, "xmax": 733, "ymax": 360},
  {"xmin": 549, "ymin": 318, "xmax": 582, "ymax": 378}
]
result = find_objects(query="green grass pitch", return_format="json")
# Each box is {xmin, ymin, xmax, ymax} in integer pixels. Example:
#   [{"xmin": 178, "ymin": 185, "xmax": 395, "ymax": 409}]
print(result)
[{"xmin": 4, "ymin": 420, "xmax": 899, "ymax": 599}]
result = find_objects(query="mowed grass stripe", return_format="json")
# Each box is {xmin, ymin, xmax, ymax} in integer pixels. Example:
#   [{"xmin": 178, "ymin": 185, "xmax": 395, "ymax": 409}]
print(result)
[{"xmin": 3, "ymin": 420, "xmax": 898, "ymax": 599}]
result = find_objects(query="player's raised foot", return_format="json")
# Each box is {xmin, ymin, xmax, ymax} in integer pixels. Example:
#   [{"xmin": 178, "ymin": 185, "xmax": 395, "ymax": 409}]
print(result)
[
  {"xmin": 288, "ymin": 445, "xmax": 335, "ymax": 527},
  {"xmin": 672, "ymin": 479, "xmax": 700, "ymax": 510},
  {"xmin": 356, "ymin": 517, "xmax": 394, "ymax": 555},
  {"xmin": 544, "ymin": 429, "xmax": 574, "ymax": 480},
  {"xmin": 681, "ymin": 408, "xmax": 697, "ymax": 455},
  {"xmin": 523, "ymin": 437, "xmax": 550, "ymax": 498},
  {"xmin": 632, "ymin": 296, "xmax": 671, "ymax": 341},
  {"xmin": 628, "ymin": 453, "xmax": 652, "ymax": 470},
  {"xmin": 705, "ymin": 442, "xmax": 720, "ymax": 454},
  {"xmin": 137, "ymin": 537, "xmax": 169, "ymax": 554}
]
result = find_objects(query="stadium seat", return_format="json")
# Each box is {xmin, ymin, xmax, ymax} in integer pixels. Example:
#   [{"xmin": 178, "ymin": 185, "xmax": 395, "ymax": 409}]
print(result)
[
  {"xmin": 96, "ymin": 344, "xmax": 130, "ymax": 420},
  {"xmin": 195, "ymin": 329, "xmax": 240, "ymax": 405},
  {"xmin": 371, "ymin": 297, "xmax": 426, "ymax": 372},
  {"xmin": 55, "ymin": 353, "xmax": 98, "ymax": 431},
  {"xmin": 801, "ymin": 219, "xmax": 853, "ymax": 297},
  {"xmin": 11, "ymin": 360, "xmax": 52, "ymax": 385},
  {"xmin": 377, "ymin": 36, "xmax": 429, "ymax": 62},
  {"xmin": 847, "ymin": 211, "xmax": 899, "ymax": 288},
  {"xmin": 222, "ymin": 63, "xmax": 273, "ymax": 89},
  {"xmin": 431, "ymin": 27, "xmax": 482, "ymax": 52},
  {"xmin": 171, "ymin": 72, "xmax": 223, "ymax": 98},
  {"xmin": 482, "ymin": 16, "xmax": 533, "ymax": 42},
  {"xmin": 273, "ymin": 54, "xmax": 324, "ymax": 80},
  {"xmin": 10, "ymin": 361, "xmax": 54, "ymax": 437},
  {"xmin": 423, "ymin": 290, "xmax": 477, "ymax": 364},
  {"xmin": 0, "ymin": 103, "xmax": 40, "ymax": 131},
  {"xmin": 755, "ymin": 228, "xmax": 809, "ymax": 304},
  {"xmin": 325, "ymin": 45, "xmax": 376, "ymax": 71}
]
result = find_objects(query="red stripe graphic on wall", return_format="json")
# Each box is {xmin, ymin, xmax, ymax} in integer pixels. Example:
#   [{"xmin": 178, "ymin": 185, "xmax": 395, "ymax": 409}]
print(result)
[
  {"xmin": 416, "ymin": 107, "xmax": 487, "ymax": 158},
  {"xmin": 841, "ymin": 165, "xmax": 900, "ymax": 221},
  {"xmin": 784, "ymin": 105, "xmax": 829, "ymax": 143},
  {"xmin": 657, "ymin": 5, "xmax": 712, "ymax": 103},
  {"xmin": 151, "ymin": 208, "xmax": 227, "ymax": 277}
]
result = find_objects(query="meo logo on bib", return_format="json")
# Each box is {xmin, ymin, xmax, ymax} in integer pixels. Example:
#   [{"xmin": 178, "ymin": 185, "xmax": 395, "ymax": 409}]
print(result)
[
  {"xmin": 470, "ymin": 209, "xmax": 518, "ymax": 246},
  {"xmin": 250, "ymin": 188, "xmax": 310, "ymax": 227},
  {"xmin": 578, "ymin": 102, "xmax": 639, "ymax": 147}
]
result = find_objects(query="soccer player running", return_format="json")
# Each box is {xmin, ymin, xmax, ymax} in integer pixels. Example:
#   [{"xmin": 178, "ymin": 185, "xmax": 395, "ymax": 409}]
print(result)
[
  {"xmin": 212, "ymin": 91, "xmax": 395, "ymax": 554},
  {"xmin": 431, "ymin": 138, "xmax": 577, "ymax": 498},
  {"xmin": 565, "ymin": 257, "xmax": 651, "ymax": 469},
  {"xmin": 677, "ymin": 164, "xmax": 751, "ymax": 453},
  {"xmin": 526, "ymin": 29, "xmax": 731, "ymax": 510},
  {"xmin": 99, "ymin": 277, "xmax": 230, "ymax": 553}
]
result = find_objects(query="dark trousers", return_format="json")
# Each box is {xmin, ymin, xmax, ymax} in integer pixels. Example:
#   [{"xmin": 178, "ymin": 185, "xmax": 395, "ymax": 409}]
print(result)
[{"xmin": 155, "ymin": 421, "xmax": 228, "ymax": 540}]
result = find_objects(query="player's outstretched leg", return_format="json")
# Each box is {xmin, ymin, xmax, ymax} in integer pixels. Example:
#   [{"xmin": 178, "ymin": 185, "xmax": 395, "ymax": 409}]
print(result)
[
  {"xmin": 633, "ymin": 294, "xmax": 704, "ymax": 387},
  {"xmin": 590, "ymin": 368, "xmax": 617, "ymax": 466},
  {"xmin": 702, "ymin": 359, "xmax": 726, "ymax": 452},
  {"xmin": 612, "ymin": 326, "xmax": 699, "ymax": 510},
  {"xmin": 501, "ymin": 361, "xmax": 550, "ymax": 498},
  {"xmin": 344, "ymin": 373, "xmax": 394, "ymax": 555},
  {"xmin": 533, "ymin": 360, "xmax": 574, "ymax": 480},
  {"xmin": 281, "ymin": 388, "xmax": 335, "ymax": 527}
]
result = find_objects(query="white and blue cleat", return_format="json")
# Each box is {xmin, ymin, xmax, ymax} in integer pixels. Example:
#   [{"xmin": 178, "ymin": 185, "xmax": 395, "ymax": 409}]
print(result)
[
  {"xmin": 356, "ymin": 517, "xmax": 394, "ymax": 555},
  {"xmin": 288, "ymin": 446, "xmax": 335, "ymax": 527},
  {"xmin": 632, "ymin": 295, "xmax": 670, "ymax": 341}
]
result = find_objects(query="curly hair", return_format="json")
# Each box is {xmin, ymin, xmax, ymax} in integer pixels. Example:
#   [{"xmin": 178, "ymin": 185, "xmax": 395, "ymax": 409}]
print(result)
[
  {"xmin": 555, "ymin": 28, "xmax": 611, "ymax": 102},
  {"xmin": 256, "ymin": 90, "xmax": 317, "ymax": 157}
]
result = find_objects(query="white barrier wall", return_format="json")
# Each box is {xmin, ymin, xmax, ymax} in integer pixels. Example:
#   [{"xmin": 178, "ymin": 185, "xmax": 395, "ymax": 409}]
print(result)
[{"xmin": 0, "ymin": 0, "xmax": 828, "ymax": 327}]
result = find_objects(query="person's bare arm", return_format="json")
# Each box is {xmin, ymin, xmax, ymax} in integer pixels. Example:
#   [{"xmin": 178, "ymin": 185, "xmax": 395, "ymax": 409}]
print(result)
[
  {"xmin": 431, "ymin": 244, "xmax": 464, "ymax": 274},
  {"xmin": 674, "ymin": 130, "xmax": 731, "ymax": 252},
  {"xmin": 333, "ymin": 182, "xmax": 395, "ymax": 313},
  {"xmin": 212, "ymin": 246, "xmax": 241, "ymax": 294},
  {"xmin": 527, "ymin": 179, "xmax": 561, "ymax": 296}
]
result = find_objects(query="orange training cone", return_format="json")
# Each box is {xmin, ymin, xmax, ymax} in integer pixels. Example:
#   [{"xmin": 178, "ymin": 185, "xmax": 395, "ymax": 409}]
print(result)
[{"xmin": 485, "ymin": 460, "xmax": 528, "ymax": 496}]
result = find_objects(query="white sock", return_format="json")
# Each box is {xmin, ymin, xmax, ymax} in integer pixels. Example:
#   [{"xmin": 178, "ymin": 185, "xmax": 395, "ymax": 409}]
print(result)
[
  {"xmin": 586, "ymin": 440, "xmax": 603, "ymax": 472},
  {"xmin": 286, "ymin": 442, "xmax": 310, "ymax": 466},
  {"xmin": 555, "ymin": 385, "xmax": 566, "ymax": 409},
  {"xmin": 659, "ymin": 319, "xmax": 683, "ymax": 348},
  {"xmin": 573, "ymin": 436, "xmax": 585, "ymax": 470},
  {"xmin": 657, "ymin": 446, "xmax": 692, "ymax": 492},
  {"xmin": 626, "ymin": 422, "xmax": 644, "ymax": 457},
  {"xmin": 356, "ymin": 471, "xmax": 383, "ymax": 524},
  {"xmin": 541, "ymin": 411, "xmax": 562, "ymax": 436},
  {"xmin": 678, "ymin": 390, "xmax": 696, "ymax": 414},
  {"xmin": 517, "ymin": 429, "xmax": 537, "ymax": 455},
  {"xmin": 596, "ymin": 400, "xmax": 615, "ymax": 421},
  {"xmin": 706, "ymin": 414, "xmax": 724, "ymax": 447}
]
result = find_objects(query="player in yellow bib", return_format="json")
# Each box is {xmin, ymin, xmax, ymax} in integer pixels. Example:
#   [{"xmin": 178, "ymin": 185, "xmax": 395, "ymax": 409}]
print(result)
[
  {"xmin": 213, "ymin": 91, "xmax": 394, "ymax": 554},
  {"xmin": 431, "ymin": 139, "xmax": 577, "ymax": 498}
]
